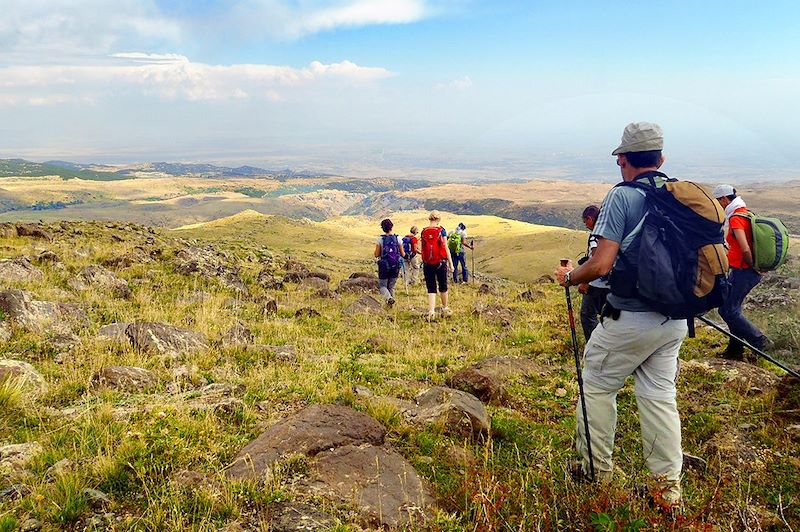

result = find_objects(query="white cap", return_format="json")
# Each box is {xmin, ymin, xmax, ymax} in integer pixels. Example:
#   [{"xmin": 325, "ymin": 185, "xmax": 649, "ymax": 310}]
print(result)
[{"xmin": 712, "ymin": 184, "xmax": 735, "ymax": 199}]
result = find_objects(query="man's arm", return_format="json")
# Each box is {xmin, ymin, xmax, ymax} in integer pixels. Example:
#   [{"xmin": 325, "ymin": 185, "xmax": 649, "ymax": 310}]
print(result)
[
  {"xmin": 732, "ymin": 228, "xmax": 754, "ymax": 268},
  {"xmin": 555, "ymin": 237, "xmax": 619, "ymax": 286}
]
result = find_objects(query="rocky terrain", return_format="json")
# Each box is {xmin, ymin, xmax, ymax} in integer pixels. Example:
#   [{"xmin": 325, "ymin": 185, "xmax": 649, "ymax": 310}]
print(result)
[{"xmin": 0, "ymin": 219, "xmax": 798, "ymax": 530}]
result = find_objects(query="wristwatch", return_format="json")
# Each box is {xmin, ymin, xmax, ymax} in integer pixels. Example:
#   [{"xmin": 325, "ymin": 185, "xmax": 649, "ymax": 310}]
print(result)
[{"xmin": 564, "ymin": 271, "xmax": 572, "ymax": 286}]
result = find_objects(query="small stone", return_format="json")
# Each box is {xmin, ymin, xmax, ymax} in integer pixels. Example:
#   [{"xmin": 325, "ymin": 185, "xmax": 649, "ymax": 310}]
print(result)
[
  {"xmin": 45, "ymin": 458, "xmax": 72, "ymax": 478},
  {"xmin": 555, "ymin": 387, "xmax": 567, "ymax": 398},
  {"xmin": 738, "ymin": 423, "xmax": 756, "ymax": 432},
  {"xmin": 0, "ymin": 483, "xmax": 30, "ymax": 500},
  {"xmin": 21, "ymin": 518, "xmax": 42, "ymax": 532},
  {"xmin": 354, "ymin": 385, "xmax": 374, "ymax": 397},
  {"xmin": 82, "ymin": 487, "xmax": 111, "ymax": 509}
]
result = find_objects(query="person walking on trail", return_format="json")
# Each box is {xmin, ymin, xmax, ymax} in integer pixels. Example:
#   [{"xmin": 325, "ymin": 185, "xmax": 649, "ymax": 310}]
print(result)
[
  {"xmin": 448, "ymin": 222, "xmax": 473, "ymax": 283},
  {"xmin": 578, "ymin": 205, "xmax": 610, "ymax": 341},
  {"xmin": 421, "ymin": 211, "xmax": 454, "ymax": 320},
  {"xmin": 374, "ymin": 218, "xmax": 405, "ymax": 307},
  {"xmin": 713, "ymin": 184, "xmax": 773, "ymax": 359},
  {"xmin": 555, "ymin": 122, "xmax": 686, "ymax": 509},
  {"xmin": 402, "ymin": 226, "xmax": 422, "ymax": 286}
]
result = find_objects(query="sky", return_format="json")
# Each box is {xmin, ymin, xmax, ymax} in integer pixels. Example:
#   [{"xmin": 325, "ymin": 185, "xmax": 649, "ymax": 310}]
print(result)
[{"xmin": 1, "ymin": 0, "xmax": 799, "ymax": 180}]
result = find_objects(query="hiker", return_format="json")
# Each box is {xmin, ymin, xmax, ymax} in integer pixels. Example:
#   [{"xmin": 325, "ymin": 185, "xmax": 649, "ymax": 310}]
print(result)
[
  {"xmin": 713, "ymin": 184, "xmax": 772, "ymax": 359},
  {"xmin": 555, "ymin": 122, "xmax": 686, "ymax": 508},
  {"xmin": 374, "ymin": 218, "xmax": 405, "ymax": 307},
  {"xmin": 448, "ymin": 222, "xmax": 473, "ymax": 283},
  {"xmin": 578, "ymin": 205, "xmax": 610, "ymax": 341},
  {"xmin": 421, "ymin": 211, "xmax": 454, "ymax": 319},
  {"xmin": 402, "ymin": 226, "xmax": 422, "ymax": 285}
]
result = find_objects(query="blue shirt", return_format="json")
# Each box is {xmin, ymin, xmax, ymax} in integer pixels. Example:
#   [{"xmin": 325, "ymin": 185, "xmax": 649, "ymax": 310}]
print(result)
[{"xmin": 592, "ymin": 174, "xmax": 668, "ymax": 312}]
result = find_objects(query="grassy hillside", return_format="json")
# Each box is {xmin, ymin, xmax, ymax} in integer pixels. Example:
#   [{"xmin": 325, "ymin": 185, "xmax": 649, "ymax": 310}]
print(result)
[
  {"xmin": 0, "ymin": 216, "xmax": 798, "ymax": 530},
  {"xmin": 175, "ymin": 209, "xmax": 585, "ymax": 285}
]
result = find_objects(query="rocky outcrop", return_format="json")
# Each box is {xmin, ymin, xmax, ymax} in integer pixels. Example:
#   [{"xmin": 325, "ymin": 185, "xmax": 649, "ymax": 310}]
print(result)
[
  {"xmin": 0, "ymin": 257, "xmax": 44, "ymax": 284},
  {"xmin": 343, "ymin": 294, "xmax": 384, "ymax": 317},
  {"xmin": 0, "ymin": 442, "xmax": 43, "ymax": 480},
  {"xmin": 67, "ymin": 265, "xmax": 131, "ymax": 298},
  {"xmin": 299, "ymin": 276, "xmax": 329, "ymax": 290},
  {"xmin": 448, "ymin": 357, "xmax": 545, "ymax": 403},
  {"xmin": 174, "ymin": 246, "xmax": 248, "ymax": 294},
  {"xmin": 183, "ymin": 382, "xmax": 245, "ymax": 414},
  {"xmin": 226, "ymin": 404, "xmax": 434, "ymax": 528},
  {"xmin": 91, "ymin": 366, "xmax": 158, "ymax": 392},
  {"xmin": 220, "ymin": 323, "xmax": 254, "ymax": 347},
  {"xmin": 0, "ymin": 289, "xmax": 89, "ymax": 335},
  {"xmin": 337, "ymin": 277, "xmax": 379, "ymax": 294},
  {"xmin": 97, "ymin": 322, "xmax": 130, "ymax": 342},
  {"xmin": 267, "ymin": 501, "xmax": 336, "ymax": 532},
  {"xmin": 15, "ymin": 223, "xmax": 52, "ymax": 240},
  {"xmin": 126, "ymin": 322, "xmax": 209, "ymax": 357}
]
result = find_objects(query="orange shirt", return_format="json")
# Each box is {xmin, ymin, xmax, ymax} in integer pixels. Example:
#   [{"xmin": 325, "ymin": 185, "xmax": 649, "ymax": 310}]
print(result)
[{"xmin": 726, "ymin": 206, "xmax": 754, "ymax": 269}]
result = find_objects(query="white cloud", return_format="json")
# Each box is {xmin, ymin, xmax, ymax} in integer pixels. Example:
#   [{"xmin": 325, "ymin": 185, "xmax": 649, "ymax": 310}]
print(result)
[
  {"xmin": 0, "ymin": 54, "xmax": 395, "ymax": 104},
  {"xmin": 0, "ymin": 0, "xmax": 180, "ymax": 62},
  {"xmin": 435, "ymin": 75, "xmax": 473, "ymax": 91}
]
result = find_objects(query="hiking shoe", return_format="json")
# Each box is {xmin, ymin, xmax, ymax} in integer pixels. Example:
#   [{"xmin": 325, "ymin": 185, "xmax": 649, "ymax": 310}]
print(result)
[
  {"xmin": 425, "ymin": 311, "xmax": 436, "ymax": 322},
  {"xmin": 753, "ymin": 335, "xmax": 774, "ymax": 352},
  {"xmin": 387, "ymin": 297, "xmax": 395, "ymax": 308},
  {"xmin": 568, "ymin": 461, "xmax": 613, "ymax": 484},
  {"xmin": 720, "ymin": 340, "xmax": 744, "ymax": 360},
  {"xmin": 440, "ymin": 307, "xmax": 453, "ymax": 317}
]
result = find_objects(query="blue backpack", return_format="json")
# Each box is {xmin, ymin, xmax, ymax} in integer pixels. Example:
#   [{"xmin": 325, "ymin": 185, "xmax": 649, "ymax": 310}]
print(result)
[
  {"xmin": 402, "ymin": 235, "xmax": 415, "ymax": 258},
  {"xmin": 380, "ymin": 235, "xmax": 401, "ymax": 269}
]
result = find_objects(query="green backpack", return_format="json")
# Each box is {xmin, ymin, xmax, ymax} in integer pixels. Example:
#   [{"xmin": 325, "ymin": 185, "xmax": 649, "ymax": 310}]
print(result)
[
  {"xmin": 448, "ymin": 232, "xmax": 462, "ymax": 255},
  {"xmin": 731, "ymin": 211, "xmax": 790, "ymax": 271}
]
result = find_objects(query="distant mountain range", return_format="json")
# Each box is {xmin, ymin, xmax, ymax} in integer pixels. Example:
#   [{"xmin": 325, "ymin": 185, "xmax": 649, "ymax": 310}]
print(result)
[{"xmin": 0, "ymin": 158, "xmax": 325, "ymax": 180}]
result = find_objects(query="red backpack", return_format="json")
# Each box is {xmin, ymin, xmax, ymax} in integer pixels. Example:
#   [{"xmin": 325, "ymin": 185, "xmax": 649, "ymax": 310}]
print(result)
[{"xmin": 421, "ymin": 226, "xmax": 448, "ymax": 265}]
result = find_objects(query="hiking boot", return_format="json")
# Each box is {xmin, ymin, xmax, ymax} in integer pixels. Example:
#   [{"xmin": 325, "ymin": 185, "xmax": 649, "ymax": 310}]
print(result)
[
  {"xmin": 568, "ymin": 461, "xmax": 614, "ymax": 484},
  {"xmin": 387, "ymin": 297, "xmax": 395, "ymax": 308},
  {"xmin": 636, "ymin": 480, "xmax": 681, "ymax": 513},
  {"xmin": 720, "ymin": 339, "xmax": 744, "ymax": 360},
  {"xmin": 440, "ymin": 306, "xmax": 453, "ymax": 317},
  {"xmin": 753, "ymin": 335, "xmax": 774, "ymax": 352}
]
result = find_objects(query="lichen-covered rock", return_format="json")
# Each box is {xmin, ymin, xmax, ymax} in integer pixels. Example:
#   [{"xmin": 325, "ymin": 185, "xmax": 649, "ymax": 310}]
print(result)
[
  {"xmin": 68, "ymin": 265, "xmax": 131, "ymax": 298},
  {"xmin": 448, "ymin": 357, "xmax": 544, "ymax": 403},
  {"xmin": 343, "ymin": 294, "xmax": 384, "ymax": 317},
  {"xmin": 0, "ymin": 289, "xmax": 89, "ymax": 335},
  {"xmin": 220, "ymin": 323, "xmax": 254, "ymax": 347},
  {"xmin": 337, "ymin": 277, "xmax": 379, "ymax": 293},
  {"xmin": 409, "ymin": 386, "xmax": 490, "ymax": 437},
  {"xmin": 0, "ymin": 256, "xmax": 44, "ymax": 284},
  {"xmin": 16, "ymin": 223, "xmax": 52, "ymax": 240},
  {"xmin": 91, "ymin": 366, "xmax": 158, "ymax": 393},
  {"xmin": 126, "ymin": 322, "xmax": 209, "ymax": 357}
]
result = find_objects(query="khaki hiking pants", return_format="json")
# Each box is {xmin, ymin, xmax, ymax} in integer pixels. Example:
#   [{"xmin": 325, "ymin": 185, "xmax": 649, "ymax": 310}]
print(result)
[{"xmin": 575, "ymin": 310, "xmax": 687, "ymax": 493}]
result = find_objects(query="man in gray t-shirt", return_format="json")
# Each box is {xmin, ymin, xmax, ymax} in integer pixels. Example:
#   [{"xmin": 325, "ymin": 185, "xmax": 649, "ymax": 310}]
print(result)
[{"xmin": 555, "ymin": 122, "xmax": 687, "ymax": 509}]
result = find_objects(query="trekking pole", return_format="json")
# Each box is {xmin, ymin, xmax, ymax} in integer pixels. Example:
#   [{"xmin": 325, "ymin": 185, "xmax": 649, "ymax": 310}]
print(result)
[
  {"xmin": 562, "ymin": 261, "xmax": 595, "ymax": 481},
  {"xmin": 470, "ymin": 239, "xmax": 475, "ymax": 284},
  {"xmin": 697, "ymin": 315, "xmax": 800, "ymax": 379}
]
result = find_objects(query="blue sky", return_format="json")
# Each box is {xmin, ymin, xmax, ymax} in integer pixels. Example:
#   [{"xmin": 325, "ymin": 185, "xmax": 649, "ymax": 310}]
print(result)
[{"xmin": 1, "ymin": 0, "xmax": 799, "ymax": 180}]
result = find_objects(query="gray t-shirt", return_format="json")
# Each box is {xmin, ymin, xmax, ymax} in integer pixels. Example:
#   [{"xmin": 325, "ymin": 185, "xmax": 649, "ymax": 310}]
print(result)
[{"xmin": 592, "ymin": 174, "xmax": 667, "ymax": 312}]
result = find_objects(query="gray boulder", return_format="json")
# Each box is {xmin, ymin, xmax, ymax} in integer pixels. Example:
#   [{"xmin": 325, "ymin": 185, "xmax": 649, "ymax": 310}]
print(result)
[
  {"xmin": 68, "ymin": 265, "xmax": 131, "ymax": 298},
  {"xmin": 226, "ymin": 404, "xmax": 386, "ymax": 480},
  {"xmin": 0, "ymin": 359, "xmax": 48, "ymax": 397},
  {"xmin": 300, "ymin": 276, "xmax": 329, "ymax": 290},
  {"xmin": 343, "ymin": 294, "xmax": 384, "ymax": 316},
  {"xmin": 91, "ymin": 366, "xmax": 158, "ymax": 393},
  {"xmin": 337, "ymin": 277, "xmax": 379, "ymax": 294},
  {"xmin": 220, "ymin": 323, "xmax": 254, "ymax": 347},
  {"xmin": 126, "ymin": 322, "xmax": 209, "ymax": 357},
  {"xmin": 97, "ymin": 322, "xmax": 130, "ymax": 342},
  {"xmin": 0, "ymin": 257, "xmax": 44, "ymax": 284},
  {"xmin": 226, "ymin": 404, "xmax": 434, "ymax": 528},
  {"xmin": 16, "ymin": 223, "xmax": 52, "ymax": 240},
  {"xmin": 408, "ymin": 386, "xmax": 490, "ymax": 437},
  {"xmin": 448, "ymin": 356, "xmax": 545, "ymax": 404},
  {"xmin": 0, "ymin": 289, "xmax": 89, "ymax": 335}
]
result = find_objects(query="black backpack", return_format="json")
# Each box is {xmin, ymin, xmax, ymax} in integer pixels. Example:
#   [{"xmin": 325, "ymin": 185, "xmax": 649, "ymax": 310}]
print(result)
[{"xmin": 609, "ymin": 171, "xmax": 730, "ymax": 319}]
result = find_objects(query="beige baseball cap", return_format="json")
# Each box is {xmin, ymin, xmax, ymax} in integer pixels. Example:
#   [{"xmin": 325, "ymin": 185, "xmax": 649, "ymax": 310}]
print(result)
[{"xmin": 612, "ymin": 122, "xmax": 664, "ymax": 155}]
